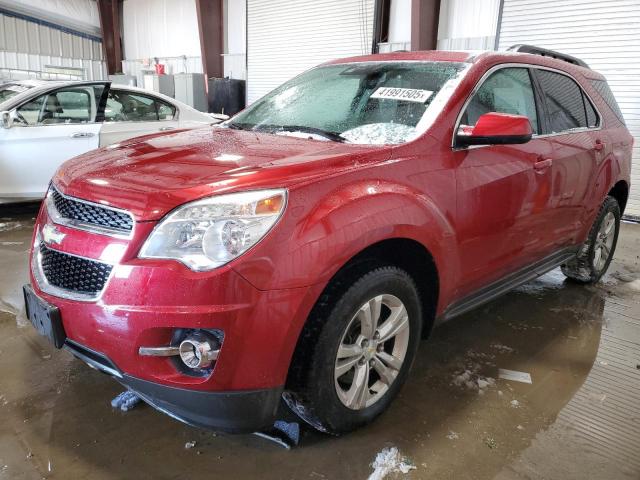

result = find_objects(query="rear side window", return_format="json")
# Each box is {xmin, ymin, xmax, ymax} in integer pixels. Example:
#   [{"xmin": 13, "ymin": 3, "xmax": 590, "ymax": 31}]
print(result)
[
  {"xmin": 535, "ymin": 70, "xmax": 587, "ymax": 133},
  {"xmin": 590, "ymin": 79, "xmax": 626, "ymax": 125},
  {"xmin": 460, "ymin": 67, "xmax": 540, "ymax": 134},
  {"xmin": 104, "ymin": 90, "xmax": 176, "ymax": 122}
]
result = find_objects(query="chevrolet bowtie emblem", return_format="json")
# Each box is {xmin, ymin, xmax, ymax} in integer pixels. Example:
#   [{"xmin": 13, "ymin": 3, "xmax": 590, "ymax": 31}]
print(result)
[{"xmin": 42, "ymin": 223, "xmax": 66, "ymax": 245}]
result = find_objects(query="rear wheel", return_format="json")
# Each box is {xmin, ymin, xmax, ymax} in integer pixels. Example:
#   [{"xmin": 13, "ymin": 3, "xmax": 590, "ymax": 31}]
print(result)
[
  {"xmin": 285, "ymin": 265, "xmax": 423, "ymax": 434},
  {"xmin": 561, "ymin": 196, "xmax": 621, "ymax": 283}
]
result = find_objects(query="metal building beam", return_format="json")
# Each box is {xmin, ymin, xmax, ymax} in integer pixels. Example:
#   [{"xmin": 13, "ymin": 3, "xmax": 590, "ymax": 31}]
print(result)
[
  {"xmin": 97, "ymin": 0, "xmax": 122, "ymax": 75},
  {"xmin": 371, "ymin": 0, "xmax": 391, "ymax": 54},
  {"xmin": 411, "ymin": 0, "xmax": 441, "ymax": 51},
  {"xmin": 195, "ymin": 0, "xmax": 224, "ymax": 81}
]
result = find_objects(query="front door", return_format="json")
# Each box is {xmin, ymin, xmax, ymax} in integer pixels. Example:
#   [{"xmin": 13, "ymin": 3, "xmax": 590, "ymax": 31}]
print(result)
[
  {"xmin": 0, "ymin": 84, "xmax": 105, "ymax": 200},
  {"xmin": 453, "ymin": 66, "xmax": 556, "ymax": 297}
]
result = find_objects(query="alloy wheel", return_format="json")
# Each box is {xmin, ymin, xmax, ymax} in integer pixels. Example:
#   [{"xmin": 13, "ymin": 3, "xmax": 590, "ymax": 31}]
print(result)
[
  {"xmin": 594, "ymin": 211, "xmax": 616, "ymax": 273},
  {"xmin": 334, "ymin": 294, "xmax": 410, "ymax": 410}
]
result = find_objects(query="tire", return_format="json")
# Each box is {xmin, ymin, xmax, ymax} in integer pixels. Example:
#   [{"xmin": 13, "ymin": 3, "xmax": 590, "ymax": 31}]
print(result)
[
  {"xmin": 561, "ymin": 195, "xmax": 621, "ymax": 283},
  {"xmin": 284, "ymin": 264, "xmax": 423, "ymax": 435}
]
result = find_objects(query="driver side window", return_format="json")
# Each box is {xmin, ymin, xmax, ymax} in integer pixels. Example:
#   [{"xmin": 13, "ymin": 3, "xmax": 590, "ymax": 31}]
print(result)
[
  {"xmin": 461, "ymin": 68, "xmax": 539, "ymax": 134},
  {"xmin": 14, "ymin": 96, "xmax": 45, "ymax": 125},
  {"xmin": 15, "ymin": 86, "xmax": 102, "ymax": 126}
]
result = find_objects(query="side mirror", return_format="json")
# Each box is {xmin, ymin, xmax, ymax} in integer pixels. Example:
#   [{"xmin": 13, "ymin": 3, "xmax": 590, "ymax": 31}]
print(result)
[
  {"xmin": 456, "ymin": 112, "xmax": 533, "ymax": 147},
  {"xmin": 1, "ymin": 111, "xmax": 12, "ymax": 129}
]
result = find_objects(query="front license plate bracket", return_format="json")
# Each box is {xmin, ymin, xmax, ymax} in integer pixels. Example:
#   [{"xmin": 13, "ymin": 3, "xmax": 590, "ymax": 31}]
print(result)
[{"xmin": 23, "ymin": 284, "xmax": 66, "ymax": 349}]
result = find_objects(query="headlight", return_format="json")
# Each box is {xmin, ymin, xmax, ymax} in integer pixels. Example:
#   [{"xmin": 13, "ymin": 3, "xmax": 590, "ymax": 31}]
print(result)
[{"xmin": 139, "ymin": 189, "xmax": 286, "ymax": 271}]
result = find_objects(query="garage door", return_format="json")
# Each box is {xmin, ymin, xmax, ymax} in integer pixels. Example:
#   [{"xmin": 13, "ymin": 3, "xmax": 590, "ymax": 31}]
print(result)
[
  {"xmin": 246, "ymin": 0, "xmax": 374, "ymax": 104},
  {"xmin": 498, "ymin": 0, "xmax": 640, "ymax": 218}
]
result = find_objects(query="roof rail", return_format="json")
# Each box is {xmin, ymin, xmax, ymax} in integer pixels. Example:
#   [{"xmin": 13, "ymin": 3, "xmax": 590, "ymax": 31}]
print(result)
[{"xmin": 507, "ymin": 44, "xmax": 590, "ymax": 69}]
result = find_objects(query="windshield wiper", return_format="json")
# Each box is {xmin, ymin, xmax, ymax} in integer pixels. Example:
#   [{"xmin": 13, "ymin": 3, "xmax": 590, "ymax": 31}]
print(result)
[
  {"xmin": 255, "ymin": 124, "xmax": 347, "ymax": 143},
  {"xmin": 226, "ymin": 122, "xmax": 253, "ymax": 131},
  {"xmin": 280, "ymin": 125, "xmax": 348, "ymax": 143}
]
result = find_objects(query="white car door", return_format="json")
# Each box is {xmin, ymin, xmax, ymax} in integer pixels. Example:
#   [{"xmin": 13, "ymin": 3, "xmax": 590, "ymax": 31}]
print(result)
[
  {"xmin": 99, "ymin": 89, "xmax": 181, "ymax": 147},
  {"xmin": 0, "ymin": 84, "xmax": 105, "ymax": 201}
]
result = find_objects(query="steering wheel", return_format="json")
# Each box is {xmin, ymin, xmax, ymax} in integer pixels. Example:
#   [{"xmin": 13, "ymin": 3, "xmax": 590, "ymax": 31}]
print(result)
[{"xmin": 14, "ymin": 110, "xmax": 29, "ymax": 126}]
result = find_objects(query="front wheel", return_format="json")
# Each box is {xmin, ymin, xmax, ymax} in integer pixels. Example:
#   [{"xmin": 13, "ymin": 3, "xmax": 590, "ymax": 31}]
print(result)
[
  {"xmin": 561, "ymin": 196, "xmax": 621, "ymax": 283},
  {"xmin": 285, "ymin": 265, "xmax": 423, "ymax": 434}
]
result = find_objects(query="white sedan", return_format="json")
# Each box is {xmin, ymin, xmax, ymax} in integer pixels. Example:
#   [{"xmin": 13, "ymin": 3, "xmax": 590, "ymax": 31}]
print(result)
[{"xmin": 0, "ymin": 80, "xmax": 225, "ymax": 203}]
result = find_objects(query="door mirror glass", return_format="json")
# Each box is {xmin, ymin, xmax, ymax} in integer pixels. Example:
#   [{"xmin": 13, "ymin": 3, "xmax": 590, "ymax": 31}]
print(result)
[
  {"xmin": 456, "ymin": 112, "xmax": 533, "ymax": 147},
  {"xmin": 0, "ymin": 111, "xmax": 12, "ymax": 129}
]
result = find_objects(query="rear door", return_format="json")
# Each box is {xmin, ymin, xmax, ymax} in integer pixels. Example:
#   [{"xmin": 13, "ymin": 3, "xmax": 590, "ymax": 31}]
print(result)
[
  {"xmin": 532, "ymin": 68, "xmax": 601, "ymax": 245},
  {"xmin": 0, "ymin": 84, "xmax": 106, "ymax": 201},
  {"xmin": 454, "ymin": 66, "xmax": 556, "ymax": 296},
  {"xmin": 99, "ymin": 89, "xmax": 180, "ymax": 146}
]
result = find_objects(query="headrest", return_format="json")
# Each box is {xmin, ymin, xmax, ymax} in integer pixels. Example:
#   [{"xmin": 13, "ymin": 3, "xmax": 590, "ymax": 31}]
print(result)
[{"xmin": 45, "ymin": 94, "xmax": 63, "ymax": 114}]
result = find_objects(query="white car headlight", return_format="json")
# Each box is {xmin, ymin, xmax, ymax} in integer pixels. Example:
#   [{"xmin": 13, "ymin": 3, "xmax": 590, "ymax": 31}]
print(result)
[{"xmin": 139, "ymin": 189, "xmax": 287, "ymax": 271}]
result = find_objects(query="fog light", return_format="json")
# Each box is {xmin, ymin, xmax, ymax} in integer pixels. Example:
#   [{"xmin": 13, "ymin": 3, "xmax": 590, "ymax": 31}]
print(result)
[{"xmin": 178, "ymin": 339, "xmax": 219, "ymax": 369}]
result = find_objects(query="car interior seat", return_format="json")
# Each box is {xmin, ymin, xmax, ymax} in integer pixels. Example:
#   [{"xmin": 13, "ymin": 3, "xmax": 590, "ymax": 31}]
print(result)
[{"xmin": 40, "ymin": 94, "xmax": 63, "ymax": 124}]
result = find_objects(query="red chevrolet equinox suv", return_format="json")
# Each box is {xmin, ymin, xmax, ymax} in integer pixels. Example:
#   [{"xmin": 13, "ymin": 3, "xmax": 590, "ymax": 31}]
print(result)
[{"xmin": 25, "ymin": 46, "xmax": 632, "ymax": 435}]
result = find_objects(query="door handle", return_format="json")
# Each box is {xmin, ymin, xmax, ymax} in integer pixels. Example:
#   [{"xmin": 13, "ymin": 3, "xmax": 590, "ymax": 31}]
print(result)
[
  {"xmin": 159, "ymin": 126, "xmax": 175, "ymax": 131},
  {"xmin": 70, "ymin": 132, "xmax": 95, "ymax": 138},
  {"xmin": 533, "ymin": 158, "xmax": 553, "ymax": 171},
  {"xmin": 594, "ymin": 139, "xmax": 605, "ymax": 151}
]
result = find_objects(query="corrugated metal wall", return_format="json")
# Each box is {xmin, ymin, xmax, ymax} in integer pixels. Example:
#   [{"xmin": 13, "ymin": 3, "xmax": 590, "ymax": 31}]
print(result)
[
  {"xmin": 246, "ymin": 0, "xmax": 375, "ymax": 104},
  {"xmin": 0, "ymin": 11, "xmax": 106, "ymax": 81},
  {"xmin": 498, "ymin": 0, "xmax": 640, "ymax": 218}
]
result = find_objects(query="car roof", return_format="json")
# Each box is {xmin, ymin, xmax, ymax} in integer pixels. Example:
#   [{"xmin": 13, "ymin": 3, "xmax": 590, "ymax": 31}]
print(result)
[
  {"xmin": 0, "ymin": 80, "xmax": 192, "ymax": 112},
  {"xmin": 327, "ymin": 50, "xmax": 475, "ymax": 65},
  {"xmin": 0, "ymin": 79, "xmax": 55, "ymax": 88},
  {"xmin": 325, "ymin": 49, "xmax": 605, "ymax": 80}
]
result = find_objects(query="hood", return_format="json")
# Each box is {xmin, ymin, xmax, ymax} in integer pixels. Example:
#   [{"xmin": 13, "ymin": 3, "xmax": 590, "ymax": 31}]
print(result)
[{"xmin": 54, "ymin": 127, "xmax": 391, "ymax": 221}]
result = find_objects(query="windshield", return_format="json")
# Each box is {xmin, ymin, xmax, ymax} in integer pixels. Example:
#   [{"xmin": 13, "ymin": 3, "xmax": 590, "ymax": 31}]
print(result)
[
  {"xmin": 228, "ymin": 61, "xmax": 466, "ymax": 145},
  {"xmin": 0, "ymin": 84, "xmax": 33, "ymax": 103}
]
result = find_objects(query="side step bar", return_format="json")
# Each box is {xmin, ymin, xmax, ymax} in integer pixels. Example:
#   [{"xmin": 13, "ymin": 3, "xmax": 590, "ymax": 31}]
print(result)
[{"xmin": 438, "ymin": 247, "xmax": 578, "ymax": 323}]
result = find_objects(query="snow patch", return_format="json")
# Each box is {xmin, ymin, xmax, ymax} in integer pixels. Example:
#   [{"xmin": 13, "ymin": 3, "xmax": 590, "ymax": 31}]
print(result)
[
  {"xmin": 628, "ymin": 279, "xmax": 640, "ymax": 292},
  {"xmin": 341, "ymin": 123, "xmax": 416, "ymax": 145},
  {"xmin": 490, "ymin": 343, "xmax": 515, "ymax": 354},
  {"xmin": 452, "ymin": 365, "xmax": 495, "ymax": 393},
  {"xmin": 515, "ymin": 268, "xmax": 565, "ymax": 295},
  {"xmin": 368, "ymin": 447, "xmax": 416, "ymax": 480},
  {"xmin": 0, "ymin": 221, "xmax": 22, "ymax": 232}
]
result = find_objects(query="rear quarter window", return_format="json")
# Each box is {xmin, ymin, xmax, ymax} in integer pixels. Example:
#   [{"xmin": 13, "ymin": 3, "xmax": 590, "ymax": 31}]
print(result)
[
  {"xmin": 584, "ymin": 92, "xmax": 599, "ymax": 128},
  {"xmin": 590, "ymin": 79, "xmax": 626, "ymax": 125}
]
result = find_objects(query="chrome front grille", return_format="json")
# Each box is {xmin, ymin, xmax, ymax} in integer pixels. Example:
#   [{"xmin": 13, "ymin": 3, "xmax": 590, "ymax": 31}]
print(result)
[
  {"xmin": 39, "ymin": 243, "xmax": 113, "ymax": 296},
  {"xmin": 47, "ymin": 187, "xmax": 134, "ymax": 238}
]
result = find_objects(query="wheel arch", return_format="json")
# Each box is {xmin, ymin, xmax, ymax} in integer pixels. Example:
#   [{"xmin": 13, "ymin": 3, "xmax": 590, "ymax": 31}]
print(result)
[
  {"xmin": 284, "ymin": 236, "xmax": 440, "ymax": 394},
  {"xmin": 608, "ymin": 179, "xmax": 629, "ymax": 215},
  {"xmin": 334, "ymin": 238, "xmax": 440, "ymax": 337}
]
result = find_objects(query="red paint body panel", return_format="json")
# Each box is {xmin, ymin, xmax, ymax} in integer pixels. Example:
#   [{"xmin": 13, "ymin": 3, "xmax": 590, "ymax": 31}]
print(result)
[
  {"xmin": 29, "ymin": 50, "xmax": 632, "ymax": 399},
  {"xmin": 54, "ymin": 128, "xmax": 391, "ymax": 221}
]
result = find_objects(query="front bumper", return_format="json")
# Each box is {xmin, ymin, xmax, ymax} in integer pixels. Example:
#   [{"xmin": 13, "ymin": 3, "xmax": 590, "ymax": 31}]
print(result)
[
  {"xmin": 64, "ymin": 339, "xmax": 282, "ymax": 432},
  {"xmin": 28, "ymin": 204, "xmax": 320, "ymax": 391}
]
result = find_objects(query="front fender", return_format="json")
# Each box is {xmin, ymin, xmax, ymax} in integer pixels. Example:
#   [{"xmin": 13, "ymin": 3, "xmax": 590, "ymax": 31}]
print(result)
[{"xmin": 233, "ymin": 178, "xmax": 458, "ymax": 307}]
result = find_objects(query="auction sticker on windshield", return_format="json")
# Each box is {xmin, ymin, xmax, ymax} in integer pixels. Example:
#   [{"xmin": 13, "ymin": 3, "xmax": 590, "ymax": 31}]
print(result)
[{"xmin": 371, "ymin": 87, "xmax": 433, "ymax": 103}]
